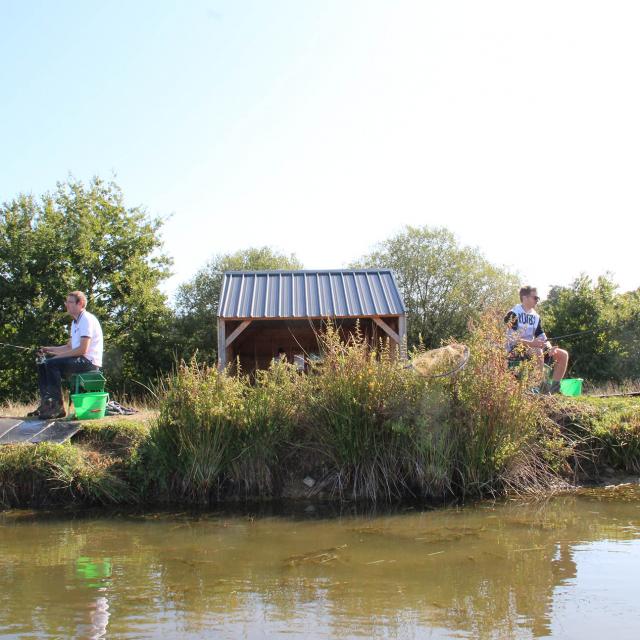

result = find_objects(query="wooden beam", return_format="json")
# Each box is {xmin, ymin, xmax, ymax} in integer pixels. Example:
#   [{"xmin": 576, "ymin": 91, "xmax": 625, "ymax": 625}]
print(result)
[
  {"xmin": 225, "ymin": 320, "xmax": 252, "ymax": 348},
  {"xmin": 398, "ymin": 314, "xmax": 407, "ymax": 359},
  {"xmin": 217, "ymin": 319, "xmax": 226, "ymax": 370},
  {"xmin": 372, "ymin": 317, "xmax": 400, "ymax": 345}
]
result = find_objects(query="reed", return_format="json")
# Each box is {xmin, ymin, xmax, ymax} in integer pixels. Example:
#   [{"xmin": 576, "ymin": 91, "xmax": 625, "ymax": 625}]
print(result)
[
  {"xmin": 226, "ymin": 361, "xmax": 301, "ymax": 497},
  {"xmin": 145, "ymin": 358, "xmax": 301, "ymax": 502},
  {"xmin": 443, "ymin": 311, "xmax": 560, "ymax": 496},
  {"xmin": 7, "ymin": 315, "xmax": 639, "ymax": 509},
  {"xmin": 0, "ymin": 442, "xmax": 132, "ymax": 507},
  {"xmin": 299, "ymin": 326, "xmax": 435, "ymax": 500}
]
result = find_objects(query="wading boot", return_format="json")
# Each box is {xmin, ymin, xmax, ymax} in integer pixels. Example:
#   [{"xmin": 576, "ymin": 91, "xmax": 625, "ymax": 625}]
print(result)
[{"xmin": 39, "ymin": 399, "xmax": 66, "ymax": 420}]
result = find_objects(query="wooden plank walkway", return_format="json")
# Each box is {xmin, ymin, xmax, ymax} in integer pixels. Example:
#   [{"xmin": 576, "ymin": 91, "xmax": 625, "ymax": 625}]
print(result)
[{"xmin": 0, "ymin": 417, "xmax": 81, "ymax": 445}]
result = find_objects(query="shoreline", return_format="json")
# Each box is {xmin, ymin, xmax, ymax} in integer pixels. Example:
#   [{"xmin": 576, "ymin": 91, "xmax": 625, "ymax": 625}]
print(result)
[{"xmin": 2, "ymin": 394, "xmax": 640, "ymax": 511}]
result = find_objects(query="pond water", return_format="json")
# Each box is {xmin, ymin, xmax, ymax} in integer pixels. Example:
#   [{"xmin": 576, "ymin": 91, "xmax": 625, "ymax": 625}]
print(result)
[{"xmin": 1, "ymin": 486, "xmax": 640, "ymax": 639}]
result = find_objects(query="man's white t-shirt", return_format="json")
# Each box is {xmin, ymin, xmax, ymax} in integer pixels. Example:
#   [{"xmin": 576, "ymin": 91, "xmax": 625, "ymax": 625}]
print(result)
[
  {"xmin": 505, "ymin": 303, "xmax": 547, "ymax": 351},
  {"xmin": 70, "ymin": 310, "xmax": 103, "ymax": 367}
]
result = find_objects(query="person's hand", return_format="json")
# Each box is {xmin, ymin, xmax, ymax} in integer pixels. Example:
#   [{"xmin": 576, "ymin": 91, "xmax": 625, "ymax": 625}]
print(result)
[
  {"xmin": 531, "ymin": 339, "xmax": 547, "ymax": 349},
  {"xmin": 41, "ymin": 347, "xmax": 54, "ymax": 355},
  {"xmin": 547, "ymin": 345, "xmax": 558, "ymax": 356}
]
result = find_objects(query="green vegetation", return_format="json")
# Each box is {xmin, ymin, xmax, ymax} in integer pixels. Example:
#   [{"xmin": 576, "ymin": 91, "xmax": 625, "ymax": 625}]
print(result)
[
  {"xmin": 0, "ymin": 441, "xmax": 132, "ymax": 508},
  {"xmin": 351, "ymin": 225, "xmax": 519, "ymax": 349},
  {"xmin": 541, "ymin": 274, "xmax": 640, "ymax": 382},
  {"xmin": 547, "ymin": 395, "xmax": 640, "ymax": 476},
  {"xmin": 1, "ymin": 176, "xmax": 639, "ymax": 508},
  {"xmin": 142, "ymin": 358, "xmax": 301, "ymax": 502},
  {"xmin": 0, "ymin": 176, "xmax": 173, "ymax": 399},
  {"xmin": 1, "ymin": 318, "xmax": 639, "ymax": 509}
]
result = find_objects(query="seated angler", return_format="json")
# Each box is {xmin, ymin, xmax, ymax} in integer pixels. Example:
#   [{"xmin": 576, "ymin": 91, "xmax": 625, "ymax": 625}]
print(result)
[
  {"xmin": 32, "ymin": 290, "xmax": 103, "ymax": 419},
  {"xmin": 504, "ymin": 285, "xmax": 569, "ymax": 394}
]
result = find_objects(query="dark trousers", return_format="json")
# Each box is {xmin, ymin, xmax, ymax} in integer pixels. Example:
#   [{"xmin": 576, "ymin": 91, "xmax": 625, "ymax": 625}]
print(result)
[{"xmin": 38, "ymin": 356, "xmax": 99, "ymax": 405}]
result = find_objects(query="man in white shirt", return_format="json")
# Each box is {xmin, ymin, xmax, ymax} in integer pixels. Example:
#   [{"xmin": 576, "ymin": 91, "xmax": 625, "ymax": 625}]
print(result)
[
  {"xmin": 505, "ymin": 285, "xmax": 569, "ymax": 394},
  {"xmin": 32, "ymin": 290, "xmax": 103, "ymax": 419}
]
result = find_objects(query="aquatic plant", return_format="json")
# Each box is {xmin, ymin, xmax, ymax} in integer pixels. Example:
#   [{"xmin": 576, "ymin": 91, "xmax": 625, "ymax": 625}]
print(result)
[
  {"xmin": 299, "ymin": 325, "xmax": 436, "ymax": 500},
  {"xmin": 444, "ymin": 311, "xmax": 562, "ymax": 496},
  {"xmin": 146, "ymin": 361, "xmax": 246, "ymax": 502},
  {"xmin": 226, "ymin": 360, "xmax": 302, "ymax": 496},
  {"xmin": 146, "ymin": 358, "xmax": 301, "ymax": 502}
]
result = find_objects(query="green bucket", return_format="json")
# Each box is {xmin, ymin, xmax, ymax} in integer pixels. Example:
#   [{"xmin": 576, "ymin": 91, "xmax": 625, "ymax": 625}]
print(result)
[
  {"xmin": 71, "ymin": 392, "xmax": 109, "ymax": 420},
  {"xmin": 560, "ymin": 378, "xmax": 583, "ymax": 397}
]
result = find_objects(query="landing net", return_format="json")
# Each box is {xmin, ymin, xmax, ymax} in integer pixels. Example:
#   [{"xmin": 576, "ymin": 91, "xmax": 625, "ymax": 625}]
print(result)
[{"xmin": 408, "ymin": 344, "xmax": 470, "ymax": 379}]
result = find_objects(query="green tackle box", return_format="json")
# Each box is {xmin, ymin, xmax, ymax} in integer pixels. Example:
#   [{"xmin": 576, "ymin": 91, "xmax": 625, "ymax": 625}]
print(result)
[{"xmin": 69, "ymin": 371, "xmax": 106, "ymax": 395}]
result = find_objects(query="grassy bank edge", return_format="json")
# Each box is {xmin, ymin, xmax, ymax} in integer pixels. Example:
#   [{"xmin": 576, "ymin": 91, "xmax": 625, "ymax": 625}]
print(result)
[{"xmin": 1, "ymin": 395, "xmax": 639, "ymax": 510}]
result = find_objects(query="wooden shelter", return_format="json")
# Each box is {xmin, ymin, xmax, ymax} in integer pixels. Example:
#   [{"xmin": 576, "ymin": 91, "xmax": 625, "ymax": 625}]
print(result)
[{"xmin": 217, "ymin": 269, "xmax": 407, "ymax": 372}]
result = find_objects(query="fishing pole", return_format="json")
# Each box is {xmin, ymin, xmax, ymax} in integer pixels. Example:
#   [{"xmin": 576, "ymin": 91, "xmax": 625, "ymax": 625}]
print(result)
[
  {"xmin": 0, "ymin": 341, "xmax": 46, "ymax": 364},
  {"xmin": 548, "ymin": 328, "xmax": 599, "ymax": 341},
  {"xmin": 0, "ymin": 341, "xmax": 32, "ymax": 351}
]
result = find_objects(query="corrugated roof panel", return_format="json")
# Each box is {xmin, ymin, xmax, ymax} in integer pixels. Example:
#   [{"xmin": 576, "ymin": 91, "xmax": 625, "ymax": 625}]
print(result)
[
  {"xmin": 368, "ymin": 273, "xmax": 391, "ymax": 315},
  {"xmin": 306, "ymin": 272, "xmax": 319, "ymax": 316},
  {"xmin": 253, "ymin": 274, "xmax": 266, "ymax": 318},
  {"xmin": 292, "ymin": 273, "xmax": 305, "ymax": 316},
  {"xmin": 317, "ymin": 272, "xmax": 330, "ymax": 316},
  {"xmin": 218, "ymin": 270, "xmax": 405, "ymax": 319},
  {"xmin": 345, "ymin": 272, "xmax": 364, "ymax": 316},
  {"xmin": 357, "ymin": 272, "xmax": 375, "ymax": 314},
  {"xmin": 265, "ymin": 273, "xmax": 278, "ymax": 317}
]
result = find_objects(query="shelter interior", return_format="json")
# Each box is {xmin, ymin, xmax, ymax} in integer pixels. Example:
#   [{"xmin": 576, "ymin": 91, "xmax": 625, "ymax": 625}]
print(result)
[{"xmin": 221, "ymin": 317, "xmax": 402, "ymax": 374}]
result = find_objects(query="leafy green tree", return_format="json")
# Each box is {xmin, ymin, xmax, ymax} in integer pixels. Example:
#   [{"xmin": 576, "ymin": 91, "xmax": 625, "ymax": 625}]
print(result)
[
  {"xmin": 615, "ymin": 289, "xmax": 640, "ymax": 380},
  {"xmin": 174, "ymin": 247, "xmax": 303, "ymax": 362},
  {"xmin": 0, "ymin": 177, "xmax": 173, "ymax": 400},
  {"xmin": 352, "ymin": 226, "xmax": 519, "ymax": 348},
  {"xmin": 542, "ymin": 275, "xmax": 640, "ymax": 382}
]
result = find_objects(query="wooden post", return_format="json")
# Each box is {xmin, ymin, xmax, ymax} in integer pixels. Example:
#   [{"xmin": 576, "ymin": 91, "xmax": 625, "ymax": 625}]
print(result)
[
  {"xmin": 398, "ymin": 314, "xmax": 407, "ymax": 360},
  {"xmin": 217, "ymin": 319, "xmax": 226, "ymax": 370}
]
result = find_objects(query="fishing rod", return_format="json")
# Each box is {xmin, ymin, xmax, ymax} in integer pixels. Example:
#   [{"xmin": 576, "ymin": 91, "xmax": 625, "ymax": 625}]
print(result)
[
  {"xmin": 548, "ymin": 328, "xmax": 599, "ymax": 341},
  {"xmin": 0, "ymin": 341, "xmax": 33, "ymax": 351},
  {"xmin": 0, "ymin": 341, "xmax": 47, "ymax": 364}
]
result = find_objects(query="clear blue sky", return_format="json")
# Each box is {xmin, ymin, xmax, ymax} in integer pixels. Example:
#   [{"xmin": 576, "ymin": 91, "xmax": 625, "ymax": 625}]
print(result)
[{"xmin": 2, "ymin": 1, "xmax": 638, "ymax": 298}]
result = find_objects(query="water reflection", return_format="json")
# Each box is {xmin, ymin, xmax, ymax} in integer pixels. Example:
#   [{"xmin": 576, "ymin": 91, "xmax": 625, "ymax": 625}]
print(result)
[{"xmin": 1, "ymin": 487, "xmax": 640, "ymax": 639}]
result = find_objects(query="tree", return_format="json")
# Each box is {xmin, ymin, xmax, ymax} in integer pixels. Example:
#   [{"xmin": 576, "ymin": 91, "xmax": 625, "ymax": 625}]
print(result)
[
  {"xmin": 0, "ymin": 177, "xmax": 173, "ymax": 400},
  {"xmin": 352, "ymin": 226, "xmax": 518, "ymax": 348},
  {"xmin": 173, "ymin": 247, "xmax": 303, "ymax": 362},
  {"xmin": 615, "ymin": 289, "xmax": 640, "ymax": 381},
  {"xmin": 541, "ymin": 274, "xmax": 640, "ymax": 382}
]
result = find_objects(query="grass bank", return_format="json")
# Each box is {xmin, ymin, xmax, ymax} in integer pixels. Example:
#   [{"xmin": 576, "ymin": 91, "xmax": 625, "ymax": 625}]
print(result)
[{"xmin": 1, "ymin": 319, "xmax": 639, "ymax": 508}]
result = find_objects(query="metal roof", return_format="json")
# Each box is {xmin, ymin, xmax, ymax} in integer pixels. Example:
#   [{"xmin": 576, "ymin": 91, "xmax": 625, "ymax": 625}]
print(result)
[{"xmin": 218, "ymin": 270, "xmax": 406, "ymax": 319}]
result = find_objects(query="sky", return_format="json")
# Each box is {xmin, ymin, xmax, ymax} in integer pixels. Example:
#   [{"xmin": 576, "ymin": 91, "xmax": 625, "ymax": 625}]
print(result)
[{"xmin": 1, "ymin": 1, "xmax": 639, "ymax": 299}]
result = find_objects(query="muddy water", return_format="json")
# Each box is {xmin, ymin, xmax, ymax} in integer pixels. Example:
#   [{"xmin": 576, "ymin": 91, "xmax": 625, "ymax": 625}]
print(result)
[{"xmin": 1, "ymin": 487, "xmax": 640, "ymax": 639}]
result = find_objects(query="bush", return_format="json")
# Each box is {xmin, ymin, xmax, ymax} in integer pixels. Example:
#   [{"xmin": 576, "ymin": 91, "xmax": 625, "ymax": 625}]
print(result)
[
  {"xmin": 446, "ymin": 311, "xmax": 561, "ymax": 496},
  {"xmin": 146, "ymin": 359, "xmax": 301, "ymax": 502},
  {"xmin": 227, "ymin": 361, "xmax": 302, "ymax": 496},
  {"xmin": 300, "ymin": 326, "xmax": 433, "ymax": 500},
  {"xmin": 138, "ymin": 318, "xmax": 570, "ymax": 504}
]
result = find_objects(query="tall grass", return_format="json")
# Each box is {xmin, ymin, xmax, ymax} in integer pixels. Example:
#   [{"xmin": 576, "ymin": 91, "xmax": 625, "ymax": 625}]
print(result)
[
  {"xmin": 447, "ymin": 312, "xmax": 563, "ymax": 495},
  {"xmin": 299, "ymin": 326, "xmax": 440, "ymax": 500},
  {"xmin": 146, "ymin": 359, "xmax": 301, "ymax": 502},
  {"xmin": 0, "ymin": 442, "xmax": 132, "ymax": 507},
  {"xmin": 121, "ymin": 315, "xmax": 571, "ymax": 504},
  {"xmin": 227, "ymin": 362, "xmax": 302, "ymax": 496}
]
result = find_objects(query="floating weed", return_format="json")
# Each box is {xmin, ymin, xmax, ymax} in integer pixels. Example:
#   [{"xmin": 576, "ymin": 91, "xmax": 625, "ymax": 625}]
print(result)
[{"xmin": 285, "ymin": 545, "xmax": 348, "ymax": 567}]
